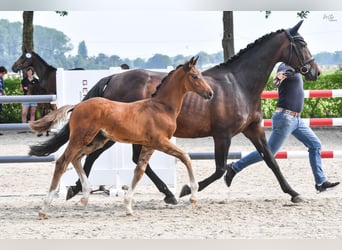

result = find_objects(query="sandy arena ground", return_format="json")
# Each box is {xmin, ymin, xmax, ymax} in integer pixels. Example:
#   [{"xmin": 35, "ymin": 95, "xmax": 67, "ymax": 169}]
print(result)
[{"xmin": 0, "ymin": 128, "xmax": 341, "ymax": 239}]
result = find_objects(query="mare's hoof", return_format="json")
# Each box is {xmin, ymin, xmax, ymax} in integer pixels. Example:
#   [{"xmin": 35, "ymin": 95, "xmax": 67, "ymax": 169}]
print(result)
[
  {"xmin": 291, "ymin": 194, "xmax": 304, "ymax": 203},
  {"xmin": 66, "ymin": 186, "xmax": 80, "ymax": 200},
  {"xmin": 164, "ymin": 195, "xmax": 178, "ymax": 205},
  {"xmin": 38, "ymin": 212, "xmax": 47, "ymax": 220},
  {"xmin": 179, "ymin": 185, "xmax": 191, "ymax": 198}
]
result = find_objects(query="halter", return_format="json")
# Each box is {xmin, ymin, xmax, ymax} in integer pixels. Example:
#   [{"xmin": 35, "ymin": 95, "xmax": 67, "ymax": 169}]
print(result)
[{"xmin": 285, "ymin": 29, "xmax": 315, "ymax": 75}]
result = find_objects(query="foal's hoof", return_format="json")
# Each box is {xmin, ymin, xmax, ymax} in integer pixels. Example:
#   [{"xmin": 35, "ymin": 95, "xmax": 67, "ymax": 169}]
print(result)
[
  {"xmin": 126, "ymin": 211, "xmax": 135, "ymax": 216},
  {"xmin": 179, "ymin": 185, "xmax": 191, "ymax": 198},
  {"xmin": 38, "ymin": 212, "xmax": 47, "ymax": 220},
  {"xmin": 66, "ymin": 186, "xmax": 80, "ymax": 200},
  {"xmin": 80, "ymin": 197, "xmax": 88, "ymax": 206},
  {"xmin": 190, "ymin": 198, "xmax": 197, "ymax": 206},
  {"xmin": 291, "ymin": 194, "xmax": 305, "ymax": 203},
  {"xmin": 164, "ymin": 195, "xmax": 178, "ymax": 205}
]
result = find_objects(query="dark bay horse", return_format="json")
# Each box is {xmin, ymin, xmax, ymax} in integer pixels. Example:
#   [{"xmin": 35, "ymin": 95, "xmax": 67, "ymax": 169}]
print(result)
[
  {"xmin": 30, "ymin": 21, "xmax": 320, "ymax": 204},
  {"xmin": 11, "ymin": 49, "xmax": 57, "ymax": 122},
  {"xmin": 29, "ymin": 57, "xmax": 213, "ymax": 219},
  {"xmin": 12, "ymin": 48, "xmax": 57, "ymax": 94}
]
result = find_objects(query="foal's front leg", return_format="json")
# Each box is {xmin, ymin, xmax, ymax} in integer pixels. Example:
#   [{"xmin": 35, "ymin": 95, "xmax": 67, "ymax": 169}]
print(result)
[
  {"xmin": 124, "ymin": 146, "xmax": 154, "ymax": 216},
  {"xmin": 158, "ymin": 140, "xmax": 198, "ymax": 204}
]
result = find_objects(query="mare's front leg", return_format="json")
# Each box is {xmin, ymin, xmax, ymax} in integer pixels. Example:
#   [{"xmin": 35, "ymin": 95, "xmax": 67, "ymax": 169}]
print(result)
[
  {"xmin": 243, "ymin": 124, "xmax": 303, "ymax": 203},
  {"xmin": 132, "ymin": 144, "xmax": 177, "ymax": 205},
  {"xmin": 180, "ymin": 136, "xmax": 230, "ymax": 197},
  {"xmin": 124, "ymin": 146, "xmax": 154, "ymax": 216}
]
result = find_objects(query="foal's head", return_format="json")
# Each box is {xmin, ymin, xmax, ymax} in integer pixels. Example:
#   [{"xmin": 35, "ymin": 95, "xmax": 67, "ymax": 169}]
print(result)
[{"xmin": 182, "ymin": 56, "xmax": 213, "ymax": 100}]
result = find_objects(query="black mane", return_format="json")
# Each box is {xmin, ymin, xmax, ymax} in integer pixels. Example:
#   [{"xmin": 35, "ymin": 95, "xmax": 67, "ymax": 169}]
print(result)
[
  {"xmin": 151, "ymin": 64, "xmax": 183, "ymax": 97},
  {"xmin": 216, "ymin": 29, "xmax": 285, "ymax": 69},
  {"xmin": 32, "ymin": 51, "xmax": 57, "ymax": 71}
]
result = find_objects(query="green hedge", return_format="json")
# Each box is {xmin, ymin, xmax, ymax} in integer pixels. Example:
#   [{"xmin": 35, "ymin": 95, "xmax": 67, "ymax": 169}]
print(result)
[
  {"xmin": 1, "ymin": 72, "xmax": 342, "ymax": 123},
  {"xmin": 0, "ymin": 78, "xmax": 22, "ymax": 123},
  {"xmin": 262, "ymin": 71, "xmax": 342, "ymax": 119}
]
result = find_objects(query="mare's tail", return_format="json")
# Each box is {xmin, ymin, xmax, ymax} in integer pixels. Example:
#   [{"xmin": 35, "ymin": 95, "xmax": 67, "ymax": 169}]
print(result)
[
  {"xmin": 82, "ymin": 74, "xmax": 113, "ymax": 101},
  {"xmin": 28, "ymin": 105, "xmax": 74, "ymax": 157},
  {"xmin": 29, "ymin": 123, "xmax": 71, "ymax": 156}
]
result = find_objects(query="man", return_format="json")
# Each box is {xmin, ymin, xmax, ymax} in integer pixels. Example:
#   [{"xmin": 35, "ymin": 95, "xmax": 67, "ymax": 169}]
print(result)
[
  {"xmin": 224, "ymin": 63, "xmax": 339, "ymax": 192},
  {"xmin": 0, "ymin": 66, "xmax": 8, "ymax": 136},
  {"xmin": 0, "ymin": 66, "xmax": 7, "ymax": 110}
]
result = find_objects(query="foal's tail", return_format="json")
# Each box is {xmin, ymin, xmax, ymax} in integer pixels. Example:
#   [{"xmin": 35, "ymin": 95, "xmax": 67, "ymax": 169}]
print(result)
[
  {"xmin": 28, "ymin": 105, "xmax": 74, "ymax": 157},
  {"xmin": 29, "ymin": 75, "xmax": 113, "ymax": 157},
  {"xmin": 29, "ymin": 105, "xmax": 74, "ymax": 134}
]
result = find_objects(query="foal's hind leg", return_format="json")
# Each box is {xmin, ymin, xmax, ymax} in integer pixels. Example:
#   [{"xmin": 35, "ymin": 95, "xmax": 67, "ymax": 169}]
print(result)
[
  {"xmin": 71, "ymin": 158, "xmax": 92, "ymax": 206},
  {"xmin": 39, "ymin": 152, "xmax": 71, "ymax": 219},
  {"xmin": 124, "ymin": 146, "xmax": 154, "ymax": 215},
  {"xmin": 66, "ymin": 141, "xmax": 116, "ymax": 200}
]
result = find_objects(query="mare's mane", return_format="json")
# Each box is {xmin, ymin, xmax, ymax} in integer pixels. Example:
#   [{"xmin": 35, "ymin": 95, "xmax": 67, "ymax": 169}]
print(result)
[
  {"xmin": 215, "ymin": 29, "xmax": 285, "ymax": 69},
  {"xmin": 31, "ymin": 51, "xmax": 57, "ymax": 71},
  {"xmin": 151, "ymin": 64, "xmax": 183, "ymax": 97}
]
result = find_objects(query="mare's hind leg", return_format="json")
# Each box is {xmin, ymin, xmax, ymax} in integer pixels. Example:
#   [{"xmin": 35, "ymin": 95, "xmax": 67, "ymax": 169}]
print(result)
[
  {"xmin": 180, "ymin": 136, "xmax": 231, "ymax": 197},
  {"xmin": 39, "ymin": 152, "xmax": 71, "ymax": 219},
  {"xmin": 124, "ymin": 146, "xmax": 155, "ymax": 216},
  {"xmin": 243, "ymin": 123, "xmax": 302, "ymax": 203}
]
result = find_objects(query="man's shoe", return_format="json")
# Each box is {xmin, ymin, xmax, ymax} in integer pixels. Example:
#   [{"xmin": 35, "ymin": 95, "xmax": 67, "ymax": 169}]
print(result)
[
  {"xmin": 315, "ymin": 181, "xmax": 340, "ymax": 192},
  {"xmin": 224, "ymin": 163, "xmax": 236, "ymax": 187}
]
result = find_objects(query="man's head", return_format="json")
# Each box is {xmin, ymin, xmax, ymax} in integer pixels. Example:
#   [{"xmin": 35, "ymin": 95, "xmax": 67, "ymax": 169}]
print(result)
[{"xmin": 0, "ymin": 66, "xmax": 7, "ymax": 78}]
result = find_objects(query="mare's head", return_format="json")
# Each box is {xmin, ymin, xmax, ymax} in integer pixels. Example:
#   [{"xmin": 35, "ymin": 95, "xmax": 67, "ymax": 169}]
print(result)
[
  {"xmin": 283, "ymin": 20, "xmax": 320, "ymax": 81},
  {"xmin": 12, "ymin": 48, "xmax": 35, "ymax": 72},
  {"xmin": 181, "ymin": 56, "xmax": 213, "ymax": 100}
]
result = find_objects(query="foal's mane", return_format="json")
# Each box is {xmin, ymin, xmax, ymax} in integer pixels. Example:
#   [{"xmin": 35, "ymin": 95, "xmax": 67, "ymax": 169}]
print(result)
[
  {"xmin": 151, "ymin": 64, "xmax": 183, "ymax": 97},
  {"xmin": 216, "ymin": 29, "xmax": 285, "ymax": 69},
  {"xmin": 31, "ymin": 51, "xmax": 57, "ymax": 71}
]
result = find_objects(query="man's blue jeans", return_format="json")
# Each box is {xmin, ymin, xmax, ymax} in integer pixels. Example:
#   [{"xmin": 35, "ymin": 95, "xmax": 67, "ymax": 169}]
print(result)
[{"xmin": 231, "ymin": 111, "xmax": 326, "ymax": 185}]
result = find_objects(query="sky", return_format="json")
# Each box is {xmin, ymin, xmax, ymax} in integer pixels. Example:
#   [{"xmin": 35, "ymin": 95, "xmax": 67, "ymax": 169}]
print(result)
[{"xmin": 0, "ymin": 11, "xmax": 341, "ymax": 59}]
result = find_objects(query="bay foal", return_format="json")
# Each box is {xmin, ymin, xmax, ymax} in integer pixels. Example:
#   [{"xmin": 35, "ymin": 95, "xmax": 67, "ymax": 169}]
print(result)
[{"xmin": 29, "ymin": 57, "xmax": 213, "ymax": 219}]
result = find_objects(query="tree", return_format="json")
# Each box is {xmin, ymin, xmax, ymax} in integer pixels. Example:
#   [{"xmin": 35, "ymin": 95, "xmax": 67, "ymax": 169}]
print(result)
[
  {"xmin": 21, "ymin": 11, "xmax": 68, "ymax": 53},
  {"xmin": 222, "ymin": 11, "xmax": 234, "ymax": 61},
  {"xmin": 22, "ymin": 11, "xmax": 34, "ymax": 52},
  {"xmin": 133, "ymin": 58, "xmax": 145, "ymax": 68},
  {"xmin": 77, "ymin": 40, "xmax": 88, "ymax": 58},
  {"xmin": 145, "ymin": 54, "xmax": 172, "ymax": 69},
  {"xmin": 172, "ymin": 54, "xmax": 186, "ymax": 67}
]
